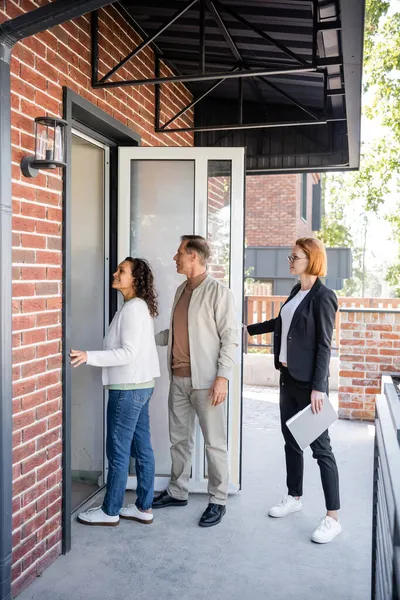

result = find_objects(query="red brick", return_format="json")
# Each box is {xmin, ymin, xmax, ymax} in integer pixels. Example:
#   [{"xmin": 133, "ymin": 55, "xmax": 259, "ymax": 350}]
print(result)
[
  {"xmin": 367, "ymin": 324, "xmax": 392, "ymax": 331},
  {"xmin": 13, "ymin": 410, "xmax": 36, "ymax": 432},
  {"xmin": 36, "ymin": 250, "xmax": 61, "ymax": 265},
  {"xmin": 13, "ymin": 472, "xmax": 36, "ymax": 498},
  {"xmin": 11, "ymin": 565, "xmax": 36, "ymax": 598},
  {"xmin": 46, "ymin": 499, "xmax": 61, "ymax": 521},
  {"xmin": 12, "ymin": 283, "xmax": 35, "ymax": 297},
  {"xmin": 36, "ymin": 371, "xmax": 59, "ymax": 390},
  {"xmin": 37, "ymin": 457, "xmax": 61, "ymax": 482},
  {"xmin": 35, "ymin": 282, "xmax": 58, "ymax": 295},
  {"xmin": 21, "ymin": 481, "xmax": 47, "ymax": 508},
  {"xmin": 21, "ymin": 390, "xmax": 46, "ymax": 411},
  {"xmin": 36, "ymin": 429, "xmax": 61, "ymax": 450},
  {"xmin": 47, "ymin": 326, "xmax": 61, "ymax": 341},
  {"xmin": 36, "ymin": 221, "xmax": 60, "ymax": 236},
  {"xmin": 46, "ymin": 297, "xmax": 62, "ymax": 310},
  {"xmin": 13, "ymin": 346, "xmax": 36, "ymax": 364},
  {"xmin": 22, "ymin": 359, "xmax": 46, "ymax": 379},
  {"xmin": 48, "ymin": 412, "xmax": 62, "ymax": 430},
  {"xmin": 22, "ymin": 328, "xmax": 46, "ymax": 345},
  {"xmin": 36, "ymin": 400, "xmax": 59, "ymax": 421},
  {"xmin": 13, "ymin": 249, "xmax": 36, "ymax": 263},
  {"xmin": 340, "ymin": 339, "xmax": 365, "ymax": 347},
  {"xmin": 20, "ymin": 202, "xmax": 46, "ymax": 220},
  {"xmin": 46, "ymin": 528, "xmax": 62, "ymax": 551},
  {"xmin": 21, "ymin": 451, "xmax": 47, "ymax": 475},
  {"xmin": 21, "ymin": 298, "xmax": 46, "ymax": 313},
  {"xmin": 47, "ymin": 355, "xmax": 61, "ymax": 370},
  {"xmin": 47, "ymin": 237, "xmax": 62, "ymax": 250},
  {"xmin": 13, "ymin": 314, "xmax": 35, "ymax": 331},
  {"xmin": 22, "ymin": 511, "xmax": 47, "ymax": 539},
  {"xmin": 12, "ymin": 535, "xmax": 36, "ymax": 566},
  {"xmin": 22, "ymin": 420, "xmax": 47, "ymax": 443},
  {"xmin": 13, "ymin": 431, "xmax": 22, "ymax": 449},
  {"xmin": 47, "ymin": 207, "xmax": 62, "ymax": 222},
  {"xmin": 36, "ymin": 543, "xmax": 61, "ymax": 575},
  {"xmin": 21, "ymin": 233, "xmax": 46, "ymax": 249},
  {"xmin": 35, "ymin": 90, "xmax": 61, "ymax": 114},
  {"xmin": 36, "ymin": 312, "xmax": 59, "ymax": 327},
  {"xmin": 339, "ymin": 370, "xmax": 365, "ymax": 378},
  {"xmin": 21, "ymin": 267, "xmax": 46, "ymax": 280},
  {"xmin": 36, "ymin": 342, "xmax": 59, "ymax": 359},
  {"xmin": 47, "ymin": 441, "xmax": 62, "ymax": 460}
]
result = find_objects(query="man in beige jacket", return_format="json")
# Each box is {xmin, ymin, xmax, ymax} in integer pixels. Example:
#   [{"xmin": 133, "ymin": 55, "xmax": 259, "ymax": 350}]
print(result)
[{"xmin": 153, "ymin": 235, "xmax": 238, "ymax": 527}]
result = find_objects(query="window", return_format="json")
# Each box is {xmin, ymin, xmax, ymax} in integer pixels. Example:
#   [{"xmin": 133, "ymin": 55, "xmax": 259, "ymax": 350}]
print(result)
[{"xmin": 301, "ymin": 174, "xmax": 307, "ymax": 221}]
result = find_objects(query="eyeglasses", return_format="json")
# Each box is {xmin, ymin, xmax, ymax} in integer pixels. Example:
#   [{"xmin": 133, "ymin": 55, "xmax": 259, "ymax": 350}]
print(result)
[{"xmin": 287, "ymin": 254, "xmax": 308, "ymax": 264}]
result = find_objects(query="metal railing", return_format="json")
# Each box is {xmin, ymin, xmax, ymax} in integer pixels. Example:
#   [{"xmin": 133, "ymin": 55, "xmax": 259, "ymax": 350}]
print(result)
[
  {"xmin": 372, "ymin": 387, "xmax": 400, "ymax": 600},
  {"xmin": 244, "ymin": 295, "xmax": 400, "ymax": 354},
  {"xmin": 244, "ymin": 295, "xmax": 340, "ymax": 353}
]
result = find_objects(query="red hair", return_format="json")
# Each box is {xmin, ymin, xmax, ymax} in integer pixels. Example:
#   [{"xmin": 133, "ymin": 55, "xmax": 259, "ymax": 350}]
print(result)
[{"xmin": 295, "ymin": 237, "xmax": 327, "ymax": 277}]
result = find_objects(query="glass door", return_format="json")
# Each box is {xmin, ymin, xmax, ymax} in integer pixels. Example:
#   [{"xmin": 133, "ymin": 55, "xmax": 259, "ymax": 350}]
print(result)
[
  {"xmin": 118, "ymin": 147, "xmax": 244, "ymax": 493},
  {"xmin": 70, "ymin": 131, "xmax": 109, "ymax": 510}
]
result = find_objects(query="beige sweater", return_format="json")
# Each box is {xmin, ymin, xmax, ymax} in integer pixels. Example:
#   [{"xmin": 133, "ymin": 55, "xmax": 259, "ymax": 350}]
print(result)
[{"xmin": 156, "ymin": 275, "xmax": 238, "ymax": 389}]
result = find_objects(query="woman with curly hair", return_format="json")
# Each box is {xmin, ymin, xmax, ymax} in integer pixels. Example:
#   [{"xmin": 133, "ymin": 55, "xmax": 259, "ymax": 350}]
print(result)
[{"xmin": 70, "ymin": 258, "xmax": 160, "ymax": 527}]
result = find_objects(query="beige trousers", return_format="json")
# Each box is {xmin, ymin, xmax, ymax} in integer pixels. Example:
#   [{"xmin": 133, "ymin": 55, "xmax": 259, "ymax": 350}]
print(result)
[{"xmin": 167, "ymin": 376, "xmax": 229, "ymax": 505}]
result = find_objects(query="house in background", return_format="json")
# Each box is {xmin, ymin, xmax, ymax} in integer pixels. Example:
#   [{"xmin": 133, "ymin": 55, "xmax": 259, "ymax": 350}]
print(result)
[{"xmin": 245, "ymin": 173, "xmax": 352, "ymax": 294}]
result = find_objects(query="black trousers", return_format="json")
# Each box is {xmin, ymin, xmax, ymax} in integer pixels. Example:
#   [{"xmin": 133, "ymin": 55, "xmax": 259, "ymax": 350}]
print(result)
[{"xmin": 279, "ymin": 367, "xmax": 340, "ymax": 511}]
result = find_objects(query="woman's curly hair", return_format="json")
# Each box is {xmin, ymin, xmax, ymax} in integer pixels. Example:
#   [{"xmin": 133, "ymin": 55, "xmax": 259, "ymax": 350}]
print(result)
[{"xmin": 125, "ymin": 257, "xmax": 158, "ymax": 318}]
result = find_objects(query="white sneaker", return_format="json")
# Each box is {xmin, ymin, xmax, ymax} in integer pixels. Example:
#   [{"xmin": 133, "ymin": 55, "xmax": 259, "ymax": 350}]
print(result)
[
  {"xmin": 77, "ymin": 506, "xmax": 119, "ymax": 527},
  {"xmin": 268, "ymin": 495, "xmax": 303, "ymax": 518},
  {"xmin": 311, "ymin": 516, "xmax": 342, "ymax": 543},
  {"xmin": 119, "ymin": 504, "xmax": 153, "ymax": 524}
]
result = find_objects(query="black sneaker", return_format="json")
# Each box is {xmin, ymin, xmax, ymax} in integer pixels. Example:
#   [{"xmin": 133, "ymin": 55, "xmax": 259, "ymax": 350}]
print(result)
[
  {"xmin": 199, "ymin": 503, "xmax": 226, "ymax": 528},
  {"xmin": 152, "ymin": 490, "xmax": 188, "ymax": 509}
]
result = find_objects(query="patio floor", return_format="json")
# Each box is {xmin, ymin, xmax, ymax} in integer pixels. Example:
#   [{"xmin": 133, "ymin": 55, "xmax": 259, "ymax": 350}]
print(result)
[{"xmin": 18, "ymin": 386, "xmax": 374, "ymax": 600}]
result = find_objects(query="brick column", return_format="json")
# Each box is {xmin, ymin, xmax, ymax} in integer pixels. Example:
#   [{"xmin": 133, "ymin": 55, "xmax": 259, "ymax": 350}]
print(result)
[{"xmin": 339, "ymin": 309, "xmax": 400, "ymax": 420}]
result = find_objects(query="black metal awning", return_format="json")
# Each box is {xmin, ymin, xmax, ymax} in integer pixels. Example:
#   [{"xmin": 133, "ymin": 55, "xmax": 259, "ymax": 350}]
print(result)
[{"xmin": 91, "ymin": 0, "xmax": 365, "ymax": 173}]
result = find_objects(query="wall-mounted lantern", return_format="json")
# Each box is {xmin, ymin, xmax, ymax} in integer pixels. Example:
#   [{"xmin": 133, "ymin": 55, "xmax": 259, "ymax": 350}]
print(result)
[{"xmin": 21, "ymin": 116, "xmax": 67, "ymax": 178}]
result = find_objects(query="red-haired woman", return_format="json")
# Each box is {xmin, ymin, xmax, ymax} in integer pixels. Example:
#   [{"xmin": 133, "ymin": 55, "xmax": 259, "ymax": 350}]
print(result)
[{"xmin": 248, "ymin": 238, "xmax": 341, "ymax": 544}]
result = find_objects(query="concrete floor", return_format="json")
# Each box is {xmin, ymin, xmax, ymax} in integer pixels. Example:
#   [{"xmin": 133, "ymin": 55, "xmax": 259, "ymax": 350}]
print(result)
[{"xmin": 18, "ymin": 387, "xmax": 374, "ymax": 600}]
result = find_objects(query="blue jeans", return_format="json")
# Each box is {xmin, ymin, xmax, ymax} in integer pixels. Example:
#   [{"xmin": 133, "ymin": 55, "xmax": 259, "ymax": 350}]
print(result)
[{"xmin": 102, "ymin": 388, "xmax": 155, "ymax": 516}]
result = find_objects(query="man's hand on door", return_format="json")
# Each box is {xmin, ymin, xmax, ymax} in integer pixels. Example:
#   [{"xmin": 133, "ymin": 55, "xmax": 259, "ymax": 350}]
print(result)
[
  {"xmin": 209, "ymin": 376, "xmax": 228, "ymax": 406},
  {"xmin": 70, "ymin": 349, "xmax": 87, "ymax": 367}
]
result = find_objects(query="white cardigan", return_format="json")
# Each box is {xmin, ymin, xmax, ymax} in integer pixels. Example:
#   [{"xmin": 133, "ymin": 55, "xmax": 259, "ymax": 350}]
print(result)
[{"xmin": 86, "ymin": 298, "xmax": 160, "ymax": 386}]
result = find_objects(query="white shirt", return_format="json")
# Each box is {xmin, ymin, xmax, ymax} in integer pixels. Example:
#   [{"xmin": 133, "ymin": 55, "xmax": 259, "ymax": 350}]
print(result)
[
  {"xmin": 86, "ymin": 298, "xmax": 160, "ymax": 385},
  {"xmin": 279, "ymin": 289, "xmax": 311, "ymax": 364}
]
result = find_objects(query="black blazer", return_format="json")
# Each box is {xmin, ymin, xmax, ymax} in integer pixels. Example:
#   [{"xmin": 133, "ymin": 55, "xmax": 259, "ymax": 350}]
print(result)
[{"xmin": 247, "ymin": 278, "xmax": 338, "ymax": 392}]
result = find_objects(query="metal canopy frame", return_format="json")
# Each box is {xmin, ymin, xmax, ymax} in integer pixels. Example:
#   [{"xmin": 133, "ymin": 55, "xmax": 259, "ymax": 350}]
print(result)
[{"xmin": 91, "ymin": 0, "xmax": 345, "ymax": 134}]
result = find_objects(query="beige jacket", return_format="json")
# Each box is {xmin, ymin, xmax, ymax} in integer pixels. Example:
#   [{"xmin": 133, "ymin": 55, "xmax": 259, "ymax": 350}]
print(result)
[{"xmin": 155, "ymin": 275, "xmax": 238, "ymax": 389}]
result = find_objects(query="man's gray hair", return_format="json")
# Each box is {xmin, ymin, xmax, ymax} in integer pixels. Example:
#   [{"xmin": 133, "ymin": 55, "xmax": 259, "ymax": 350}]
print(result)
[{"xmin": 181, "ymin": 235, "xmax": 210, "ymax": 264}]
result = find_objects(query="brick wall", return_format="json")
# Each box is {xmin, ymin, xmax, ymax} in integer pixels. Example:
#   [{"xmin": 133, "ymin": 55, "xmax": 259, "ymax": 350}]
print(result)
[
  {"xmin": 245, "ymin": 173, "xmax": 317, "ymax": 247},
  {"xmin": 1, "ymin": 1, "xmax": 194, "ymax": 596},
  {"xmin": 207, "ymin": 176, "xmax": 230, "ymax": 284},
  {"xmin": 338, "ymin": 309, "xmax": 400, "ymax": 421}
]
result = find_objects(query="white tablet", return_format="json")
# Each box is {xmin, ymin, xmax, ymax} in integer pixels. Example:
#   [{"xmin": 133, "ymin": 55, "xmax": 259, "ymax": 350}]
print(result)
[{"xmin": 286, "ymin": 394, "xmax": 338, "ymax": 450}]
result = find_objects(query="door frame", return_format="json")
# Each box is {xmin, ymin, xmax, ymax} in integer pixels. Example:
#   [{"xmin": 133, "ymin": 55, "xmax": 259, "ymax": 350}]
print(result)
[
  {"xmin": 70, "ymin": 128, "xmax": 110, "ymax": 504},
  {"xmin": 118, "ymin": 146, "xmax": 245, "ymax": 494},
  {"xmin": 62, "ymin": 88, "xmax": 140, "ymax": 553}
]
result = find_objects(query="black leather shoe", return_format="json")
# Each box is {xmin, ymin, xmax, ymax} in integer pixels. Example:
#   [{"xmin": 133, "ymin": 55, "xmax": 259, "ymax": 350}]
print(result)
[
  {"xmin": 199, "ymin": 503, "xmax": 226, "ymax": 527},
  {"xmin": 152, "ymin": 490, "xmax": 188, "ymax": 509}
]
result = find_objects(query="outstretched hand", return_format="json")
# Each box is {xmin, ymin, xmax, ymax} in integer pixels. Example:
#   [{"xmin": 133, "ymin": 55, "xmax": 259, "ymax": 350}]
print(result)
[{"xmin": 70, "ymin": 349, "xmax": 87, "ymax": 368}]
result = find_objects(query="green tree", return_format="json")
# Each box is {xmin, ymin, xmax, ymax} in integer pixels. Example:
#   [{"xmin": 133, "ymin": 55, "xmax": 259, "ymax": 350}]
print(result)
[{"xmin": 321, "ymin": 0, "xmax": 400, "ymax": 297}]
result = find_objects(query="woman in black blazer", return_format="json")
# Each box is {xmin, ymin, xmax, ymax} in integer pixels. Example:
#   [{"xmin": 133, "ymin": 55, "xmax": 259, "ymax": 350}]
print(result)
[{"xmin": 247, "ymin": 238, "xmax": 341, "ymax": 544}]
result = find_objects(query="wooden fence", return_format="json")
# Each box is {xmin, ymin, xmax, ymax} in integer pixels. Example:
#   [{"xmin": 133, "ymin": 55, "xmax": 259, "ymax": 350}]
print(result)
[{"xmin": 245, "ymin": 296, "xmax": 400, "ymax": 353}]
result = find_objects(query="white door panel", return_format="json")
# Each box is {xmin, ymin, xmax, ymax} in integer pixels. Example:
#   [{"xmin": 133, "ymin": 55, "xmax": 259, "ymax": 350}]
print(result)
[{"xmin": 118, "ymin": 147, "xmax": 244, "ymax": 493}]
